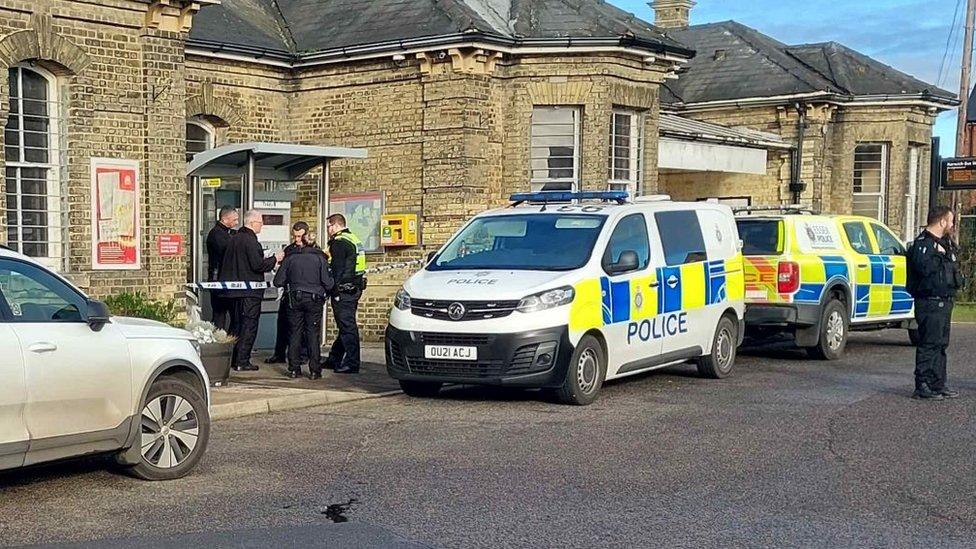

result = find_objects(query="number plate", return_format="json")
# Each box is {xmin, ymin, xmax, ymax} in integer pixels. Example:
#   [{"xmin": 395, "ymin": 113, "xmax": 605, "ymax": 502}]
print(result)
[
  {"xmin": 424, "ymin": 345, "xmax": 478, "ymax": 361},
  {"xmin": 745, "ymin": 289, "xmax": 768, "ymax": 300}
]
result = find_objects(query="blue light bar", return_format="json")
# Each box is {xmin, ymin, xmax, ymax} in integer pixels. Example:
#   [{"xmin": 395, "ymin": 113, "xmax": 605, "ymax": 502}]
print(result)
[{"xmin": 509, "ymin": 191, "xmax": 629, "ymax": 204}]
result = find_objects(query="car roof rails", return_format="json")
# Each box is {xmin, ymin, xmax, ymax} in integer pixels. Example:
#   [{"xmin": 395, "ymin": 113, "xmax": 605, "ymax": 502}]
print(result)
[
  {"xmin": 509, "ymin": 191, "xmax": 629, "ymax": 207},
  {"xmin": 733, "ymin": 205, "xmax": 817, "ymax": 216}
]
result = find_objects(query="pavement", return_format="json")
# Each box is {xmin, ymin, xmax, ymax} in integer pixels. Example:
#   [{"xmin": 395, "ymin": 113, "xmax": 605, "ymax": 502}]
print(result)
[
  {"xmin": 3, "ymin": 326, "xmax": 976, "ymax": 547},
  {"xmin": 210, "ymin": 345, "xmax": 401, "ymax": 420}
]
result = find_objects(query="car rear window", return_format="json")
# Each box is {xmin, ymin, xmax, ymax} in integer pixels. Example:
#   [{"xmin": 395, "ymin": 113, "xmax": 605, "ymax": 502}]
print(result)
[{"xmin": 737, "ymin": 219, "xmax": 783, "ymax": 256}]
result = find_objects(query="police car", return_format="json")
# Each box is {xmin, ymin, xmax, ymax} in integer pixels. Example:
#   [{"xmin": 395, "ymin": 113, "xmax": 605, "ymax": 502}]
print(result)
[
  {"xmin": 736, "ymin": 208, "xmax": 915, "ymax": 359},
  {"xmin": 385, "ymin": 191, "xmax": 746, "ymax": 405}
]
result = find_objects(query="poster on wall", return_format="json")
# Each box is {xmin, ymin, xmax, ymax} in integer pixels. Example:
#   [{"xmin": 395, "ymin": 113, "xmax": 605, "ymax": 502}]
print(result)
[
  {"xmin": 328, "ymin": 191, "xmax": 384, "ymax": 253},
  {"xmin": 91, "ymin": 158, "xmax": 141, "ymax": 270}
]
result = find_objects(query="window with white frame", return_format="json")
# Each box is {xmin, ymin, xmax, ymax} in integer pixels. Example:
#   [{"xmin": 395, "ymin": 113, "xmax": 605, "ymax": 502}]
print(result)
[
  {"xmin": 852, "ymin": 143, "xmax": 888, "ymax": 221},
  {"xmin": 186, "ymin": 119, "xmax": 215, "ymax": 161},
  {"xmin": 608, "ymin": 110, "xmax": 644, "ymax": 196},
  {"xmin": 530, "ymin": 106, "xmax": 579, "ymax": 192},
  {"xmin": 4, "ymin": 66, "xmax": 63, "ymax": 267},
  {"xmin": 904, "ymin": 145, "xmax": 924, "ymax": 241}
]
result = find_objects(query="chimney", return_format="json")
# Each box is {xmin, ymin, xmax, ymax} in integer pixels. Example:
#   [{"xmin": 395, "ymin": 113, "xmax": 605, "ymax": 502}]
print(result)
[{"xmin": 649, "ymin": 0, "xmax": 695, "ymax": 29}]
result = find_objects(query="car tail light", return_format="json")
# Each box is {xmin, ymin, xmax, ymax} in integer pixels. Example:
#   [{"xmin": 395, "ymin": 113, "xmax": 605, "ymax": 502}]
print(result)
[{"xmin": 777, "ymin": 261, "xmax": 800, "ymax": 294}]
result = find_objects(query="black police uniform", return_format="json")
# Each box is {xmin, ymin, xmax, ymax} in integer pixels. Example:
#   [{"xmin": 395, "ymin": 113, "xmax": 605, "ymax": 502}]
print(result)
[
  {"xmin": 273, "ymin": 246, "xmax": 334, "ymax": 376},
  {"xmin": 906, "ymin": 230, "xmax": 964, "ymax": 396},
  {"xmin": 219, "ymin": 226, "xmax": 277, "ymax": 370},
  {"xmin": 327, "ymin": 229, "xmax": 364, "ymax": 373},
  {"xmin": 205, "ymin": 221, "xmax": 236, "ymax": 331},
  {"xmin": 268, "ymin": 242, "xmax": 303, "ymax": 362}
]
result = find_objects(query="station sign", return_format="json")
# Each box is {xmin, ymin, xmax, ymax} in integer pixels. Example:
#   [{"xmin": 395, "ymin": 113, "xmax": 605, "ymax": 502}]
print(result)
[{"xmin": 942, "ymin": 157, "xmax": 976, "ymax": 190}]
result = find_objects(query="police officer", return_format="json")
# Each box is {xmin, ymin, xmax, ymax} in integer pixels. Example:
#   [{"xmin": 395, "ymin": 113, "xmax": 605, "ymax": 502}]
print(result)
[
  {"xmin": 273, "ymin": 227, "xmax": 334, "ymax": 379},
  {"xmin": 906, "ymin": 206, "xmax": 964, "ymax": 400},
  {"xmin": 325, "ymin": 213, "xmax": 366, "ymax": 374},
  {"xmin": 220, "ymin": 210, "xmax": 284, "ymax": 371},
  {"xmin": 265, "ymin": 222, "xmax": 310, "ymax": 365},
  {"xmin": 205, "ymin": 206, "xmax": 238, "ymax": 331}
]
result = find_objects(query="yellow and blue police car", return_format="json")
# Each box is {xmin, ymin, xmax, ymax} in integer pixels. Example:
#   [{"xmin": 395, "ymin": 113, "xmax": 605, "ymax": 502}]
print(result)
[
  {"xmin": 736, "ymin": 208, "xmax": 915, "ymax": 359},
  {"xmin": 386, "ymin": 191, "xmax": 746, "ymax": 405}
]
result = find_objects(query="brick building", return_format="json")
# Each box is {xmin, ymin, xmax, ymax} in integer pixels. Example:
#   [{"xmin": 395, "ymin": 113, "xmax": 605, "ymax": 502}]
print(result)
[{"xmin": 0, "ymin": 0, "xmax": 958, "ymax": 341}]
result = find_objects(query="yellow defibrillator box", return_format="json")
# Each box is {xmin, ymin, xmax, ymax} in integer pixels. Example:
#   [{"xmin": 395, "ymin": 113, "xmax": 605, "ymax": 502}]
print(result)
[{"xmin": 381, "ymin": 213, "xmax": 419, "ymax": 247}]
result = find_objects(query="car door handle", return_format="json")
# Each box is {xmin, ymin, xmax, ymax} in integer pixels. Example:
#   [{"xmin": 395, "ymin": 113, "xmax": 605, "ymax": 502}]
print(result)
[
  {"xmin": 28, "ymin": 342, "xmax": 58, "ymax": 354},
  {"xmin": 857, "ymin": 264, "xmax": 869, "ymax": 269},
  {"xmin": 648, "ymin": 282, "xmax": 660, "ymax": 288}
]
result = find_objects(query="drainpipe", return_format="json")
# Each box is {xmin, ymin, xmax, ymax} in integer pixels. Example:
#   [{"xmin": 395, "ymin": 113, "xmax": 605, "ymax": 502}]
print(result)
[{"xmin": 789, "ymin": 103, "xmax": 807, "ymax": 205}]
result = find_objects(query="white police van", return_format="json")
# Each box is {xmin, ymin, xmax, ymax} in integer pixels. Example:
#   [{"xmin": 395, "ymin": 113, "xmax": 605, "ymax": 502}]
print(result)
[{"xmin": 386, "ymin": 191, "xmax": 746, "ymax": 405}]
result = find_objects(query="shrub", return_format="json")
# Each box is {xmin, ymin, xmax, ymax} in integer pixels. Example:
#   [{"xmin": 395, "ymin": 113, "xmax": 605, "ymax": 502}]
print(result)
[{"xmin": 103, "ymin": 292, "xmax": 179, "ymax": 326}]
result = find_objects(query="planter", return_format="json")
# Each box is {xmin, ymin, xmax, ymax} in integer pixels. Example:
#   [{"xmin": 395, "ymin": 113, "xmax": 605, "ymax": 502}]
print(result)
[{"xmin": 200, "ymin": 342, "xmax": 234, "ymax": 386}]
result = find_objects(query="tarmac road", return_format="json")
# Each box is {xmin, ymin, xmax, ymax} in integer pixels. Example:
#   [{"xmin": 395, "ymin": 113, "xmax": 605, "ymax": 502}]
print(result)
[{"xmin": 2, "ymin": 326, "xmax": 975, "ymax": 548}]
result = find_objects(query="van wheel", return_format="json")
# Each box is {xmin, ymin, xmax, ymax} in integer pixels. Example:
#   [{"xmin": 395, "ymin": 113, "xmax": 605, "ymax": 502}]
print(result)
[
  {"xmin": 697, "ymin": 315, "xmax": 737, "ymax": 379},
  {"xmin": 556, "ymin": 335, "xmax": 606, "ymax": 406},
  {"xmin": 399, "ymin": 380, "xmax": 442, "ymax": 398},
  {"xmin": 806, "ymin": 299, "xmax": 848, "ymax": 360},
  {"xmin": 908, "ymin": 328, "xmax": 920, "ymax": 346},
  {"xmin": 127, "ymin": 378, "xmax": 210, "ymax": 481}
]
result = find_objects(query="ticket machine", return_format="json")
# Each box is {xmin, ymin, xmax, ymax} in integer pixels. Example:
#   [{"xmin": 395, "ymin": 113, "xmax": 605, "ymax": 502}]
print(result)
[{"xmin": 253, "ymin": 190, "xmax": 296, "ymax": 350}]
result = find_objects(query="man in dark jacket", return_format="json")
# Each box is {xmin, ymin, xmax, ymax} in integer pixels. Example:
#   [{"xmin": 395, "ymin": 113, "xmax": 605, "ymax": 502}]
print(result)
[
  {"xmin": 274, "ymin": 232, "xmax": 334, "ymax": 379},
  {"xmin": 906, "ymin": 206, "xmax": 964, "ymax": 400},
  {"xmin": 220, "ymin": 210, "xmax": 283, "ymax": 371},
  {"xmin": 205, "ymin": 206, "xmax": 238, "ymax": 331},
  {"xmin": 265, "ymin": 222, "xmax": 310, "ymax": 364},
  {"xmin": 325, "ymin": 213, "xmax": 366, "ymax": 374}
]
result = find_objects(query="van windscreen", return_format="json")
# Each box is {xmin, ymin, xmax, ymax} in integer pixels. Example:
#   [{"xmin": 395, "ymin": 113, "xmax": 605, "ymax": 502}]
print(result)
[
  {"xmin": 736, "ymin": 219, "xmax": 784, "ymax": 256},
  {"xmin": 429, "ymin": 214, "xmax": 606, "ymax": 271}
]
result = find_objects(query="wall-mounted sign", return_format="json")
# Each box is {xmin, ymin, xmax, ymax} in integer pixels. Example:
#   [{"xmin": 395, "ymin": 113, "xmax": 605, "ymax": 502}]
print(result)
[
  {"xmin": 942, "ymin": 157, "xmax": 976, "ymax": 190},
  {"xmin": 329, "ymin": 191, "xmax": 384, "ymax": 253},
  {"xmin": 91, "ymin": 158, "xmax": 140, "ymax": 270},
  {"xmin": 157, "ymin": 234, "xmax": 184, "ymax": 257},
  {"xmin": 201, "ymin": 177, "xmax": 222, "ymax": 188}
]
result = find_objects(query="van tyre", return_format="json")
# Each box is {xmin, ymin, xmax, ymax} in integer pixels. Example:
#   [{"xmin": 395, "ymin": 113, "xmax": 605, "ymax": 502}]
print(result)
[
  {"xmin": 697, "ymin": 315, "xmax": 737, "ymax": 379},
  {"xmin": 127, "ymin": 378, "xmax": 210, "ymax": 481},
  {"xmin": 806, "ymin": 299, "xmax": 848, "ymax": 360},
  {"xmin": 556, "ymin": 334, "xmax": 606, "ymax": 406},
  {"xmin": 399, "ymin": 380, "xmax": 442, "ymax": 398}
]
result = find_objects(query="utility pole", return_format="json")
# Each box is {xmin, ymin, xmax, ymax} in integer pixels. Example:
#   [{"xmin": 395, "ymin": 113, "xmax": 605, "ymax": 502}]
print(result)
[{"xmin": 954, "ymin": 0, "xmax": 976, "ymax": 234}]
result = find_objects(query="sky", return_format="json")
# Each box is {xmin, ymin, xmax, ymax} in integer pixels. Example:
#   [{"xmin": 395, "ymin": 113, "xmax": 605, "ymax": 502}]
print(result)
[{"xmin": 610, "ymin": 0, "xmax": 966, "ymax": 156}]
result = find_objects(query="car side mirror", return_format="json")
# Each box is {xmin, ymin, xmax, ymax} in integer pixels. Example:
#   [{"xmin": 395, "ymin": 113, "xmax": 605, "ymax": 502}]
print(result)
[
  {"xmin": 86, "ymin": 300, "xmax": 111, "ymax": 332},
  {"xmin": 609, "ymin": 250, "xmax": 639, "ymax": 275}
]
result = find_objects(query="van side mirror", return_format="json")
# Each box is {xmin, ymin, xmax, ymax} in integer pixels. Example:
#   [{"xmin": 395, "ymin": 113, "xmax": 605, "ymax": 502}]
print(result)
[
  {"xmin": 86, "ymin": 300, "xmax": 111, "ymax": 332},
  {"xmin": 608, "ymin": 250, "xmax": 639, "ymax": 275}
]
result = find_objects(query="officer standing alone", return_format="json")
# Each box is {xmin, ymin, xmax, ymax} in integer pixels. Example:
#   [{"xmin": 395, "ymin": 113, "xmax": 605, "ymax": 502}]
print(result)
[
  {"xmin": 273, "ymin": 228, "xmax": 334, "ymax": 379},
  {"xmin": 906, "ymin": 206, "xmax": 964, "ymax": 400},
  {"xmin": 325, "ymin": 214, "xmax": 366, "ymax": 374}
]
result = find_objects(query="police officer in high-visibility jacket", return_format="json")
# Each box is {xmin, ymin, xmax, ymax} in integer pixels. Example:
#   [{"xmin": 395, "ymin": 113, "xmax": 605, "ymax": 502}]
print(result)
[
  {"xmin": 907, "ymin": 206, "xmax": 965, "ymax": 400},
  {"xmin": 325, "ymin": 213, "xmax": 367, "ymax": 374}
]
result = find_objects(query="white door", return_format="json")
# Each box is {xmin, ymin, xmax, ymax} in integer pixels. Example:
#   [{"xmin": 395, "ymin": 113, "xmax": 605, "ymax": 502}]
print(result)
[
  {"xmin": 599, "ymin": 213, "xmax": 661, "ymax": 374},
  {"xmin": 0, "ymin": 322, "xmax": 28, "ymax": 469},
  {"xmin": 0, "ymin": 258, "xmax": 132, "ymax": 444},
  {"xmin": 652, "ymin": 209, "xmax": 712, "ymax": 358}
]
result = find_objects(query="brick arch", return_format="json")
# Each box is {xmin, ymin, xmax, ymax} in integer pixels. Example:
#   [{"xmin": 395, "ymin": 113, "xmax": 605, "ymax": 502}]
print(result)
[
  {"xmin": 0, "ymin": 16, "xmax": 91, "ymax": 76},
  {"xmin": 186, "ymin": 83, "xmax": 242, "ymax": 128}
]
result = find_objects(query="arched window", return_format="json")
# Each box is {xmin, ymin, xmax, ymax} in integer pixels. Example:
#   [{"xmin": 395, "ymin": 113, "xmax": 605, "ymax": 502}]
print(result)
[
  {"xmin": 4, "ymin": 65, "xmax": 62, "ymax": 266},
  {"xmin": 186, "ymin": 119, "xmax": 214, "ymax": 161}
]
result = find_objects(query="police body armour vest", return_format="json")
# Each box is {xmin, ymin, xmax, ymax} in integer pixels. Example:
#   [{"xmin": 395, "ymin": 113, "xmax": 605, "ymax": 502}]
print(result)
[{"xmin": 335, "ymin": 231, "xmax": 367, "ymax": 275}]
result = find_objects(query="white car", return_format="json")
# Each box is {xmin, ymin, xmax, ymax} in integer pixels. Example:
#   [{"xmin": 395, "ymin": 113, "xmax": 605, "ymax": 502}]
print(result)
[
  {"xmin": 0, "ymin": 247, "xmax": 211, "ymax": 480},
  {"xmin": 386, "ymin": 191, "xmax": 746, "ymax": 405}
]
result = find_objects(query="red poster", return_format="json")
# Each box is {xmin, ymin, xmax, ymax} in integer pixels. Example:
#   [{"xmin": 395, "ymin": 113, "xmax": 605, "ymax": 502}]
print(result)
[
  {"xmin": 157, "ymin": 234, "xmax": 184, "ymax": 257},
  {"xmin": 91, "ymin": 158, "xmax": 141, "ymax": 270}
]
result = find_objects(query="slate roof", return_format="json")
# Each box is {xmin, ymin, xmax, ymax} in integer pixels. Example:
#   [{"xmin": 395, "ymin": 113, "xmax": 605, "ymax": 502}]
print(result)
[
  {"xmin": 190, "ymin": 0, "xmax": 692, "ymax": 58},
  {"xmin": 662, "ymin": 21, "xmax": 956, "ymax": 106}
]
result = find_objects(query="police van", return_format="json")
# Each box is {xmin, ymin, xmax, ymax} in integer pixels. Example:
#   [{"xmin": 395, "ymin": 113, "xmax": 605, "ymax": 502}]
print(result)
[{"xmin": 385, "ymin": 191, "xmax": 746, "ymax": 405}]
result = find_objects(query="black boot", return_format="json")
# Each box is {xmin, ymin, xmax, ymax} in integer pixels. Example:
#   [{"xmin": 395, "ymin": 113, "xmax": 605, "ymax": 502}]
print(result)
[{"xmin": 913, "ymin": 383, "xmax": 945, "ymax": 401}]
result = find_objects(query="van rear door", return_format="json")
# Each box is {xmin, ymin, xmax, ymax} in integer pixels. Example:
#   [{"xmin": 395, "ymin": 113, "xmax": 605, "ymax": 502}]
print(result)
[{"xmin": 737, "ymin": 218, "xmax": 785, "ymax": 303}]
